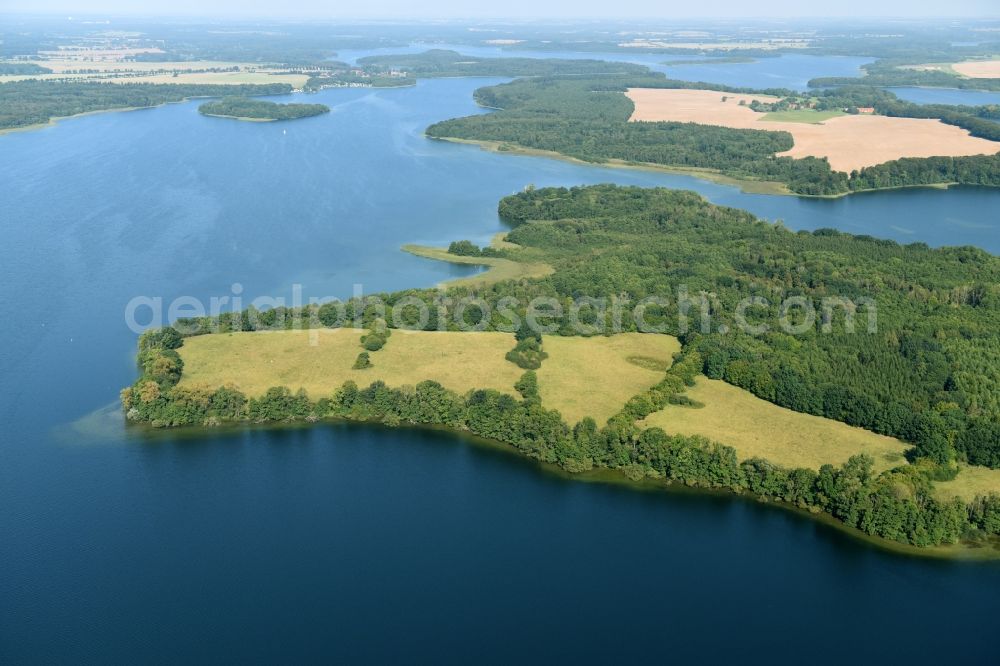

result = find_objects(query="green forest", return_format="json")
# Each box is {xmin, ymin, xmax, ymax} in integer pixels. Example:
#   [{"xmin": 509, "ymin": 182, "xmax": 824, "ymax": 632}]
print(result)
[
  {"xmin": 125, "ymin": 184, "xmax": 1000, "ymax": 549},
  {"xmin": 493, "ymin": 185, "xmax": 1000, "ymax": 467},
  {"xmin": 426, "ymin": 75, "xmax": 1000, "ymax": 195},
  {"xmin": 357, "ymin": 48, "xmax": 651, "ymax": 78},
  {"xmin": 0, "ymin": 79, "xmax": 294, "ymax": 130},
  {"xmin": 198, "ymin": 96, "xmax": 329, "ymax": 120},
  {"xmin": 0, "ymin": 62, "xmax": 52, "ymax": 75}
]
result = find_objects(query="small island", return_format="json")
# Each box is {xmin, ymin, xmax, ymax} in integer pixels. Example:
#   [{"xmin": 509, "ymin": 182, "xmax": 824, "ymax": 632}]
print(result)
[{"xmin": 198, "ymin": 96, "xmax": 330, "ymax": 122}]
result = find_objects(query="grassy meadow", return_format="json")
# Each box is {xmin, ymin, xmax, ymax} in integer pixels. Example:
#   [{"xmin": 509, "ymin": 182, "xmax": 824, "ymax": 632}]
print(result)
[
  {"xmin": 640, "ymin": 376, "xmax": 910, "ymax": 473},
  {"xmin": 934, "ymin": 464, "xmax": 1000, "ymax": 502},
  {"xmin": 537, "ymin": 333, "xmax": 681, "ymax": 425},
  {"xmin": 178, "ymin": 329, "xmax": 523, "ymax": 398},
  {"xmin": 178, "ymin": 328, "xmax": 681, "ymax": 424}
]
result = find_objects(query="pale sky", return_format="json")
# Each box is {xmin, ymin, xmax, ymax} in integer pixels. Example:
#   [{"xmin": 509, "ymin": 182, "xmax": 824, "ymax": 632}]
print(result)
[{"xmin": 2, "ymin": 0, "xmax": 998, "ymax": 19}]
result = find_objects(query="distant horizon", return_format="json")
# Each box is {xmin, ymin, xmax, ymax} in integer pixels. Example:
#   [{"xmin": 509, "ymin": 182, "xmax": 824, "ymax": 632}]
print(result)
[
  {"xmin": 2, "ymin": 1, "xmax": 998, "ymax": 21},
  {"xmin": 3, "ymin": 14, "xmax": 1000, "ymax": 20}
]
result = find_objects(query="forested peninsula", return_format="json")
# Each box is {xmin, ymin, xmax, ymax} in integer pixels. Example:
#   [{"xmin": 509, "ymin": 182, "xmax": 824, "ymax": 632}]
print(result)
[
  {"xmin": 357, "ymin": 48, "xmax": 651, "ymax": 77},
  {"xmin": 123, "ymin": 185, "xmax": 1000, "ymax": 554},
  {"xmin": 0, "ymin": 79, "xmax": 294, "ymax": 131},
  {"xmin": 198, "ymin": 97, "xmax": 329, "ymax": 121},
  {"xmin": 425, "ymin": 74, "xmax": 1000, "ymax": 196}
]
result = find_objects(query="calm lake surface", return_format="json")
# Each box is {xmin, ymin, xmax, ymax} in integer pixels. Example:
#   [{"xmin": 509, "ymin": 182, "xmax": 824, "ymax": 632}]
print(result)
[
  {"xmin": 889, "ymin": 86, "xmax": 1000, "ymax": 106},
  {"xmin": 2, "ymin": 74, "xmax": 1000, "ymax": 662}
]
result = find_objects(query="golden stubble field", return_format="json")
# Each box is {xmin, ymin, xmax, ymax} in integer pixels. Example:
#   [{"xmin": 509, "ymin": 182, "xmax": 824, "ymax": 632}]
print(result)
[
  {"xmin": 950, "ymin": 59, "xmax": 1000, "ymax": 78},
  {"xmin": 626, "ymin": 88, "xmax": 1000, "ymax": 172}
]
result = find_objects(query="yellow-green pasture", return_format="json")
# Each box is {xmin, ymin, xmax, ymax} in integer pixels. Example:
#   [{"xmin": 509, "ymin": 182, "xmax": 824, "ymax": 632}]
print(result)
[
  {"xmin": 537, "ymin": 333, "xmax": 681, "ymax": 425},
  {"xmin": 178, "ymin": 329, "xmax": 522, "ymax": 398},
  {"xmin": 178, "ymin": 329, "xmax": 681, "ymax": 425},
  {"xmin": 934, "ymin": 464, "xmax": 1000, "ymax": 502},
  {"xmin": 640, "ymin": 376, "xmax": 910, "ymax": 473}
]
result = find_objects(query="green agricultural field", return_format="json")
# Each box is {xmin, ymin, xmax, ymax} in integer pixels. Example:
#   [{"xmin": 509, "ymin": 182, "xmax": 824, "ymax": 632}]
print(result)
[
  {"xmin": 640, "ymin": 377, "xmax": 910, "ymax": 473},
  {"xmin": 538, "ymin": 333, "xmax": 681, "ymax": 425},
  {"xmin": 177, "ymin": 328, "xmax": 523, "ymax": 398},
  {"xmin": 759, "ymin": 109, "xmax": 845, "ymax": 123}
]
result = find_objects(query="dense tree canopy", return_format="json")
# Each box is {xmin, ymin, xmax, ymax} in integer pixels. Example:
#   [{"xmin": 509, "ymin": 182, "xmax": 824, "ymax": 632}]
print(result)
[
  {"xmin": 357, "ymin": 49, "xmax": 651, "ymax": 78},
  {"xmin": 198, "ymin": 96, "xmax": 329, "ymax": 120},
  {"xmin": 494, "ymin": 185, "xmax": 1000, "ymax": 463},
  {"xmin": 0, "ymin": 62, "xmax": 52, "ymax": 75}
]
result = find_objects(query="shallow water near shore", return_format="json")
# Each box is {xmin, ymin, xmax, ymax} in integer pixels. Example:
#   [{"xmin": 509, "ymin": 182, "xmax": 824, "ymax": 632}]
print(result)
[{"xmin": 2, "ymin": 74, "xmax": 1000, "ymax": 662}]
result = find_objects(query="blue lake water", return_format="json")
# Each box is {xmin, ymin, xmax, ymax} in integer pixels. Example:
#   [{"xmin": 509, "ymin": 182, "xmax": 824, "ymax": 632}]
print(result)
[
  {"xmin": 889, "ymin": 86, "xmax": 1000, "ymax": 106},
  {"xmin": 658, "ymin": 53, "xmax": 873, "ymax": 90},
  {"xmin": 2, "ymin": 77, "xmax": 1000, "ymax": 662}
]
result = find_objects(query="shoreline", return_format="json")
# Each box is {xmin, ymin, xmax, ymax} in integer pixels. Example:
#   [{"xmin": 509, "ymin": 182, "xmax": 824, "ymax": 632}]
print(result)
[
  {"xmin": 401, "ymin": 233, "xmax": 553, "ymax": 288},
  {"xmin": 307, "ymin": 81, "xmax": 417, "ymax": 92},
  {"xmin": 0, "ymin": 90, "xmax": 315, "ymax": 137},
  {"xmin": 120, "ymin": 410, "xmax": 1000, "ymax": 561},
  {"xmin": 427, "ymin": 135, "xmax": 982, "ymax": 199},
  {"xmin": 0, "ymin": 104, "xmax": 161, "ymax": 136},
  {"xmin": 0, "ymin": 79, "xmax": 415, "ymax": 137},
  {"xmin": 200, "ymin": 113, "xmax": 277, "ymax": 122},
  {"xmin": 0, "ymin": 96, "xmax": 226, "ymax": 136},
  {"xmin": 426, "ymin": 135, "xmax": 793, "ymax": 195}
]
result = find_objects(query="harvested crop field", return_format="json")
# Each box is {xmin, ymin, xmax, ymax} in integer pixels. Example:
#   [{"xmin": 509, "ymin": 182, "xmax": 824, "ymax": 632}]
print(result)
[
  {"xmin": 626, "ymin": 88, "xmax": 1000, "ymax": 172},
  {"xmin": 951, "ymin": 59, "xmax": 1000, "ymax": 78}
]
